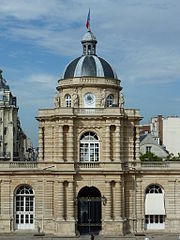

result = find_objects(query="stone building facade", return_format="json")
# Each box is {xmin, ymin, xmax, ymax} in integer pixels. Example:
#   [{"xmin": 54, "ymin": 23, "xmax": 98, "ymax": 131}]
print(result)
[
  {"xmin": 0, "ymin": 28, "xmax": 180, "ymax": 236},
  {"xmin": 0, "ymin": 70, "xmax": 27, "ymax": 161}
]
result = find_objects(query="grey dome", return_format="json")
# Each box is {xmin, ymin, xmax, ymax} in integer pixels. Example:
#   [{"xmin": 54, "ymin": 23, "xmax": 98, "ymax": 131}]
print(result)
[
  {"xmin": 62, "ymin": 55, "xmax": 117, "ymax": 79},
  {"xmin": 62, "ymin": 30, "xmax": 118, "ymax": 80}
]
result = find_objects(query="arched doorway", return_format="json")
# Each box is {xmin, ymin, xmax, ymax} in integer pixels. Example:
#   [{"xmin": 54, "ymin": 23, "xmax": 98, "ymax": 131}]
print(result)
[
  {"xmin": 14, "ymin": 185, "xmax": 34, "ymax": 230},
  {"xmin": 77, "ymin": 186, "xmax": 102, "ymax": 235}
]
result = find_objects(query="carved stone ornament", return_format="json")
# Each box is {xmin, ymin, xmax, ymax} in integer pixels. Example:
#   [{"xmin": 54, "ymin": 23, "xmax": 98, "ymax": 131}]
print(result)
[
  {"xmin": 119, "ymin": 91, "xmax": 124, "ymax": 108},
  {"xmin": 72, "ymin": 89, "xmax": 79, "ymax": 108},
  {"xmin": 100, "ymin": 89, "xmax": 106, "ymax": 106},
  {"xmin": 54, "ymin": 92, "xmax": 60, "ymax": 108}
]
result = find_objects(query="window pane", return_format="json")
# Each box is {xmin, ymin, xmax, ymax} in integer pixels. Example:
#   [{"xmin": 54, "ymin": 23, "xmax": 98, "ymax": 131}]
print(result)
[
  {"xmin": 25, "ymin": 214, "xmax": 29, "ymax": 224},
  {"xmin": 90, "ymin": 144, "xmax": 94, "ymax": 161},
  {"xmin": 21, "ymin": 214, "xmax": 24, "ymax": 224},
  {"xmin": 26, "ymin": 200, "xmax": 30, "ymax": 211},
  {"xmin": 30, "ymin": 214, "xmax": 33, "ymax": 224},
  {"xmin": 160, "ymin": 215, "xmax": 164, "ymax": 223},
  {"xmin": 155, "ymin": 215, "xmax": 158, "ymax": 223},
  {"xmin": 150, "ymin": 215, "xmax": 153, "ymax": 223},
  {"xmin": 30, "ymin": 197, "xmax": 34, "ymax": 211},
  {"xmin": 16, "ymin": 215, "xmax": 19, "ymax": 224},
  {"xmin": 145, "ymin": 215, "xmax": 149, "ymax": 224}
]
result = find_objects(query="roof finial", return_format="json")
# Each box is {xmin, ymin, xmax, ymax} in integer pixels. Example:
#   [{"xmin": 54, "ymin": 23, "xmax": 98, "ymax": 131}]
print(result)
[{"xmin": 86, "ymin": 9, "xmax": 90, "ymax": 31}]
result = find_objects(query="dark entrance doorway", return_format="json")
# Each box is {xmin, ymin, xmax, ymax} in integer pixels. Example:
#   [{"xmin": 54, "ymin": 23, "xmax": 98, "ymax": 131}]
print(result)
[{"xmin": 77, "ymin": 186, "xmax": 102, "ymax": 235}]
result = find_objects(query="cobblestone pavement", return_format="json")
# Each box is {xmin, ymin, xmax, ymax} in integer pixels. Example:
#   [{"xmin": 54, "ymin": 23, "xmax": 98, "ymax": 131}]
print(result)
[{"xmin": 0, "ymin": 233, "xmax": 180, "ymax": 240}]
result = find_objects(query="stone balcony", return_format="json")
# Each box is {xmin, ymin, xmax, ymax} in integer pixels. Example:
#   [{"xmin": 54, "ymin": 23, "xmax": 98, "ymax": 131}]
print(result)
[
  {"xmin": 0, "ymin": 160, "xmax": 178, "ymax": 172},
  {"xmin": 38, "ymin": 107, "xmax": 140, "ymax": 119}
]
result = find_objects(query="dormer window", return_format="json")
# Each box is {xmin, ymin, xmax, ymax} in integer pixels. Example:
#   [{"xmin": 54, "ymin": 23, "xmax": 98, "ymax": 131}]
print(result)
[
  {"xmin": 106, "ymin": 95, "xmax": 114, "ymax": 107},
  {"xmin": 65, "ymin": 94, "xmax": 71, "ymax": 108}
]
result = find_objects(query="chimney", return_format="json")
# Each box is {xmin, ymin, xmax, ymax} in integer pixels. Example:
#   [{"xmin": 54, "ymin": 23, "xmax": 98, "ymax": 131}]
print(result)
[{"xmin": 158, "ymin": 115, "xmax": 163, "ymax": 145}]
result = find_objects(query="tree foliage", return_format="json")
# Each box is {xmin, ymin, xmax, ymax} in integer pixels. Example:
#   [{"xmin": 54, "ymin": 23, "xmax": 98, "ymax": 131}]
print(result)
[{"xmin": 140, "ymin": 152, "xmax": 162, "ymax": 161}]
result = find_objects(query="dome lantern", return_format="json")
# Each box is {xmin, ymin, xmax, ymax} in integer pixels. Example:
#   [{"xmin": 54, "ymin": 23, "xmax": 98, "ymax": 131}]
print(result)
[{"xmin": 81, "ymin": 30, "xmax": 97, "ymax": 55}]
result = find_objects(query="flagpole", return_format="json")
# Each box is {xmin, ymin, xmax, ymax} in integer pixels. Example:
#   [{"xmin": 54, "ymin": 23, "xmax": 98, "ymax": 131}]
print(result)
[{"xmin": 86, "ymin": 9, "xmax": 91, "ymax": 31}]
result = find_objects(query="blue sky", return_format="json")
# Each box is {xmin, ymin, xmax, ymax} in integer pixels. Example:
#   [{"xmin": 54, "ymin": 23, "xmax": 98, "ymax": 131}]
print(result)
[{"xmin": 0, "ymin": 0, "xmax": 180, "ymax": 146}]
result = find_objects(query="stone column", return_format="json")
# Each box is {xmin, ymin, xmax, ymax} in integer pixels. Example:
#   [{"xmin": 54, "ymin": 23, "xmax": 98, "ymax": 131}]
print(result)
[
  {"xmin": 51, "ymin": 126, "xmax": 54, "ymax": 161},
  {"xmin": 38, "ymin": 126, "xmax": 44, "ymax": 161},
  {"xmin": 67, "ymin": 125, "xmax": 74, "ymax": 162},
  {"xmin": 105, "ymin": 126, "xmax": 111, "ymax": 161},
  {"xmin": 58, "ymin": 125, "xmax": 64, "ymax": 161},
  {"xmin": 114, "ymin": 126, "xmax": 120, "ymax": 161},
  {"xmin": 135, "ymin": 125, "xmax": 140, "ymax": 159},
  {"xmin": 136, "ymin": 179, "xmax": 143, "ymax": 233},
  {"xmin": 1, "ymin": 180, "xmax": 11, "ymax": 217},
  {"xmin": 105, "ymin": 181, "xmax": 112, "ymax": 220},
  {"xmin": 67, "ymin": 181, "xmax": 74, "ymax": 220},
  {"xmin": 114, "ymin": 181, "xmax": 122, "ymax": 220},
  {"xmin": 54, "ymin": 181, "xmax": 64, "ymax": 220},
  {"xmin": 120, "ymin": 121, "xmax": 124, "ymax": 161},
  {"xmin": 121, "ymin": 176, "xmax": 125, "ymax": 219}
]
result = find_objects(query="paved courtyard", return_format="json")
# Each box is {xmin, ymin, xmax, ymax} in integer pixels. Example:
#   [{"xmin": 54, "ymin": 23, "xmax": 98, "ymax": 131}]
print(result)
[{"xmin": 0, "ymin": 233, "xmax": 180, "ymax": 240}]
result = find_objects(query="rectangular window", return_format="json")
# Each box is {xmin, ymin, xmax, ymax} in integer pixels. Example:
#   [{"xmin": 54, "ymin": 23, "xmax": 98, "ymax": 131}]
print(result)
[
  {"xmin": 160, "ymin": 215, "xmax": 164, "ymax": 223},
  {"xmin": 26, "ymin": 197, "xmax": 30, "ymax": 211},
  {"xmin": 145, "ymin": 215, "xmax": 149, "ymax": 224},
  {"xmin": 25, "ymin": 214, "xmax": 29, "ymax": 224},
  {"xmin": 150, "ymin": 215, "xmax": 153, "ymax": 223},
  {"xmin": 30, "ymin": 197, "xmax": 34, "ymax": 211},
  {"xmin": 155, "ymin": 215, "xmax": 158, "ymax": 223},
  {"xmin": 95, "ymin": 144, "xmax": 99, "ymax": 161},
  {"xmin": 80, "ymin": 143, "xmax": 89, "ymax": 161},
  {"xmin": 145, "ymin": 214, "xmax": 165, "ymax": 225},
  {"xmin": 30, "ymin": 214, "xmax": 33, "ymax": 224},
  {"xmin": 16, "ymin": 214, "xmax": 19, "ymax": 224},
  {"xmin": 3, "ymin": 95, "xmax": 6, "ymax": 102},
  {"xmin": 146, "ymin": 146, "xmax": 152, "ymax": 153},
  {"xmin": 21, "ymin": 214, "xmax": 24, "ymax": 224}
]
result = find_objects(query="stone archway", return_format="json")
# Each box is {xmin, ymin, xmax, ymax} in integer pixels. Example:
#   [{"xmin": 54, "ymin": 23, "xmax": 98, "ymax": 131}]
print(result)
[{"xmin": 77, "ymin": 186, "xmax": 102, "ymax": 235}]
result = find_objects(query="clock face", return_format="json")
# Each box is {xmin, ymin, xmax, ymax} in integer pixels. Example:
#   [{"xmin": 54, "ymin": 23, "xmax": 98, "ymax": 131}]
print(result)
[{"xmin": 84, "ymin": 93, "xmax": 95, "ymax": 105}]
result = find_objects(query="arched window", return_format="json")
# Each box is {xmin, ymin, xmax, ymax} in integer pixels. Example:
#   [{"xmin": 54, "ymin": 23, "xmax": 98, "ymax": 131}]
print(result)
[
  {"xmin": 145, "ymin": 184, "xmax": 165, "ymax": 230},
  {"xmin": 106, "ymin": 95, "xmax": 114, "ymax": 107},
  {"xmin": 14, "ymin": 185, "xmax": 34, "ymax": 230},
  {"xmin": 146, "ymin": 184, "xmax": 163, "ymax": 194},
  {"xmin": 80, "ymin": 132, "xmax": 99, "ymax": 162},
  {"xmin": 65, "ymin": 94, "xmax": 71, "ymax": 107}
]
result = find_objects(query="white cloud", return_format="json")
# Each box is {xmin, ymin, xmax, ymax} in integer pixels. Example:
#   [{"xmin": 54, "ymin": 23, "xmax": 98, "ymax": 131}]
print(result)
[
  {"xmin": 26, "ymin": 73, "xmax": 57, "ymax": 88},
  {"xmin": 1, "ymin": 0, "xmax": 180, "ymax": 144}
]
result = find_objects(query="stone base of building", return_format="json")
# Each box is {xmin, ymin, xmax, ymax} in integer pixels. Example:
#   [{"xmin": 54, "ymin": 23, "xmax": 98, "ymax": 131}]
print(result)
[
  {"xmin": 102, "ymin": 219, "xmax": 125, "ymax": 236},
  {"xmin": 35, "ymin": 219, "xmax": 76, "ymax": 236},
  {"xmin": 0, "ymin": 217, "xmax": 11, "ymax": 232}
]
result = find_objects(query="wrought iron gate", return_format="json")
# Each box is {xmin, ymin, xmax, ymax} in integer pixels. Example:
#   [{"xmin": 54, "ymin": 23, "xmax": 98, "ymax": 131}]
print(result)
[{"xmin": 77, "ymin": 197, "xmax": 102, "ymax": 234}]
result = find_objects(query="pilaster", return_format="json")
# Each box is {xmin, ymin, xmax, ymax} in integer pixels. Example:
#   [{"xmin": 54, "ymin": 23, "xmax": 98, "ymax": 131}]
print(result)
[
  {"xmin": 38, "ymin": 126, "xmax": 44, "ymax": 161},
  {"xmin": 114, "ymin": 181, "xmax": 122, "ymax": 220},
  {"xmin": 105, "ymin": 181, "xmax": 112, "ymax": 220},
  {"xmin": 67, "ymin": 181, "xmax": 74, "ymax": 221},
  {"xmin": 54, "ymin": 181, "xmax": 64, "ymax": 220},
  {"xmin": 114, "ymin": 125, "xmax": 120, "ymax": 161},
  {"xmin": 67, "ymin": 125, "xmax": 74, "ymax": 162},
  {"xmin": 105, "ymin": 125, "xmax": 111, "ymax": 161},
  {"xmin": 58, "ymin": 125, "xmax": 64, "ymax": 161}
]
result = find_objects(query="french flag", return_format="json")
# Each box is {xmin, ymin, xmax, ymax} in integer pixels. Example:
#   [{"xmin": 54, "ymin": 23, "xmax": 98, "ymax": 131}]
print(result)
[{"xmin": 86, "ymin": 9, "xmax": 90, "ymax": 29}]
